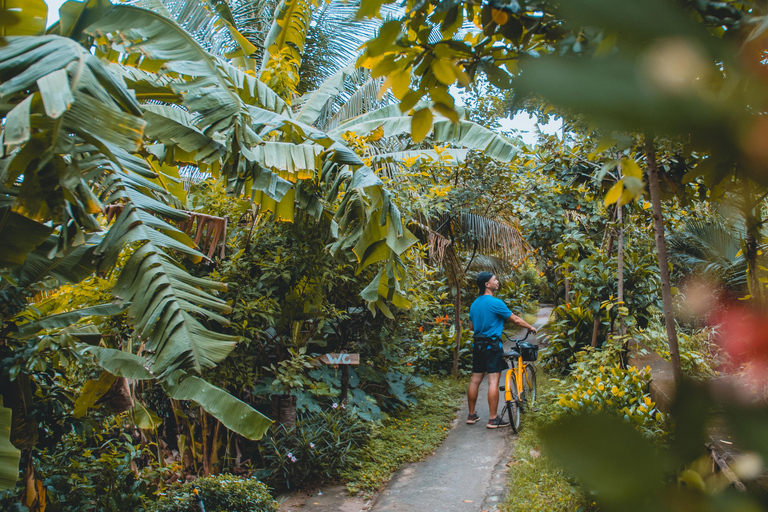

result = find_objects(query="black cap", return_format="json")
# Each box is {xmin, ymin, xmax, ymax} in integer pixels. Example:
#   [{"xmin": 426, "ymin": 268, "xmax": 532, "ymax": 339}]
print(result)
[{"xmin": 476, "ymin": 272, "xmax": 493, "ymax": 294}]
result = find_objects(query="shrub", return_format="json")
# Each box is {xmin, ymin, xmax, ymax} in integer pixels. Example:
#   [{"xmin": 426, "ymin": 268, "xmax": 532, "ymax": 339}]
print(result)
[
  {"xmin": 502, "ymin": 258, "xmax": 546, "ymax": 308},
  {"xmin": 0, "ymin": 431, "xmax": 152, "ymax": 512},
  {"xmin": 636, "ymin": 317, "xmax": 719, "ymax": 380},
  {"xmin": 261, "ymin": 405, "xmax": 370, "ymax": 489},
  {"xmin": 553, "ymin": 348, "xmax": 666, "ymax": 437},
  {"xmin": 147, "ymin": 475, "xmax": 277, "ymax": 512},
  {"xmin": 541, "ymin": 292, "xmax": 596, "ymax": 372},
  {"xmin": 503, "ymin": 374, "xmax": 596, "ymax": 512},
  {"xmin": 411, "ymin": 324, "xmax": 472, "ymax": 375}
]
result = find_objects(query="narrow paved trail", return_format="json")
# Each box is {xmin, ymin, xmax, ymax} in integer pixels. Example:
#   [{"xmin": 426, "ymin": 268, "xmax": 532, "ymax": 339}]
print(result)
[
  {"xmin": 280, "ymin": 306, "xmax": 552, "ymax": 512},
  {"xmin": 370, "ymin": 306, "xmax": 552, "ymax": 512}
]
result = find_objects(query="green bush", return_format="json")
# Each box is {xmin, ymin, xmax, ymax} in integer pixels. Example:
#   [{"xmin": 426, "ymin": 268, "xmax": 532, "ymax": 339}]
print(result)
[
  {"xmin": 636, "ymin": 317, "xmax": 719, "ymax": 380},
  {"xmin": 0, "ymin": 430, "xmax": 152, "ymax": 512},
  {"xmin": 147, "ymin": 475, "xmax": 277, "ymax": 512},
  {"xmin": 553, "ymin": 348, "xmax": 666, "ymax": 437},
  {"xmin": 261, "ymin": 406, "xmax": 370, "ymax": 489},
  {"xmin": 541, "ymin": 292, "xmax": 596, "ymax": 371},
  {"xmin": 411, "ymin": 324, "xmax": 472, "ymax": 375},
  {"xmin": 502, "ymin": 258, "xmax": 546, "ymax": 307}
]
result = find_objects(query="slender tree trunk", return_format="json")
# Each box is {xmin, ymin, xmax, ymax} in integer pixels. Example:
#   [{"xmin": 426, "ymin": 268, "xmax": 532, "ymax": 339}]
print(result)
[
  {"xmin": 746, "ymin": 228, "xmax": 762, "ymax": 304},
  {"xmin": 617, "ymin": 202, "xmax": 626, "ymax": 336},
  {"xmin": 452, "ymin": 285, "xmax": 462, "ymax": 377},
  {"xmin": 617, "ymin": 201, "xmax": 630, "ymax": 368},
  {"xmin": 645, "ymin": 135, "xmax": 683, "ymax": 385},
  {"xmin": 592, "ymin": 206, "xmax": 617, "ymax": 347},
  {"xmin": 744, "ymin": 187, "xmax": 764, "ymax": 306},
  {"xmin": 201, "ymin": 407, "xmax": 211, "ymax": 477}
]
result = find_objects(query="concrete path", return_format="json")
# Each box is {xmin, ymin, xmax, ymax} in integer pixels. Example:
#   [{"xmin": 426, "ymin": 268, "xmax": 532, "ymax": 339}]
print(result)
[
  {"xmin": 370, "ymin": 306, "xmax": 552, "ymax": 512},
  {"xmin": 280, "ymin": 306, "xmax": 552, "ymax": 512}
]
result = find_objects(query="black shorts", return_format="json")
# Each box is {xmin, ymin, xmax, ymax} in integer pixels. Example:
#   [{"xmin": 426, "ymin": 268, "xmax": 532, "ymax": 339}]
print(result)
[{"xmin": 472, "ymin": 340, "xmax": 506, "ymax": 374}]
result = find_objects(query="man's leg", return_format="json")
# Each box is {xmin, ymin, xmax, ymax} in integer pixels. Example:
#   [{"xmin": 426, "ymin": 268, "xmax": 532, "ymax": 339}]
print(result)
[
  {"xmin": 467, "ymin": 372, "xmax": 484, "ymax": 415},
  {"xmin": 487, "ymin": 372, "xmax": 501, "ymax": 419}
]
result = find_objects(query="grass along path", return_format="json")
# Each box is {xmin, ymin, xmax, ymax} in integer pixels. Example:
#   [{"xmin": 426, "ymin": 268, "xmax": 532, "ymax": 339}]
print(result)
[
  {"xmin": 343, "ymin": 376, "xmax": 468, "ymax": 496},
  {"xmin": 502, "ymin": 372, "xmax": 596, "ymax": 512}
]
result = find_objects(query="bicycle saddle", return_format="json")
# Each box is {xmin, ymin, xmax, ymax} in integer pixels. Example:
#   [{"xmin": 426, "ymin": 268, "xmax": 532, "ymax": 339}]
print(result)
[{"xmin": 503, "ymin": 350, "xmax": 521, "ymax": 359}]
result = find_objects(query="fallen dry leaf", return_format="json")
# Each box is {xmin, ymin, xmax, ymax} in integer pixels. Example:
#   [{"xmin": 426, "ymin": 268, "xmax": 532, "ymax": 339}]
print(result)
[{"xmin": 530, "ymin": 447, "xmax": 541, "ymax": 459}]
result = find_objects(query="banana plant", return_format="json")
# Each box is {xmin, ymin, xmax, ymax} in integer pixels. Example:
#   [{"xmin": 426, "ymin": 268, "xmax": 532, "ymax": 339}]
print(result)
[{"xmin": 0, "ymin": 14, "xmax": 274, "ymax": 492}]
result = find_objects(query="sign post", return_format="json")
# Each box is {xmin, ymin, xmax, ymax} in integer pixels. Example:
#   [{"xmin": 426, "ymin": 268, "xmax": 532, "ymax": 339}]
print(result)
[{"xmin": 318, "ymin": 353, "xmax": 359, "ymax": 404}]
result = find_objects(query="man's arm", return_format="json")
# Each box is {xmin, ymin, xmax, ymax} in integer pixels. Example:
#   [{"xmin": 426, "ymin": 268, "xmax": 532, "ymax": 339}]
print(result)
[{"xmin": 506, "ymin": 313, "xmax": 537, "ymax": 333}]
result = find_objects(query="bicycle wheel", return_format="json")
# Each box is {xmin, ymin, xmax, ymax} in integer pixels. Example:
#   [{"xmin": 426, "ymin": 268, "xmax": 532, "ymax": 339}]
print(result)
[
  {"xmin": 523, "ymin": 364, "xmax": 537, "ymax": 405},
  {"xmin": 507, "ymin": 380, "xmax": 522, "ymax": 432}
]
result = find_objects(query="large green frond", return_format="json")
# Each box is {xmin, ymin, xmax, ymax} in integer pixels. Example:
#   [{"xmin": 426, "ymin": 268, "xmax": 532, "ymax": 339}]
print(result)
[{"xmin": 82, "ymin": 346, "xmax": 272, "ymax": 439}]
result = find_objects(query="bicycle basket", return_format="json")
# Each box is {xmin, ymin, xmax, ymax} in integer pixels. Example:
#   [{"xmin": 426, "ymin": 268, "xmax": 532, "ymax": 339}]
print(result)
[{"xmin": 517, "ymin": 341, "xmax": 538, "ymax": 361}]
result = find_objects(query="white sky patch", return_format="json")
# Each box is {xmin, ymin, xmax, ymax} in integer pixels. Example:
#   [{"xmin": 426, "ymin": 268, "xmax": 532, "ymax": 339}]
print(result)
[
  {"xmin": 44, "ymin": 0, "xmax": 69, "ymax": 27},
  {"xmin": 500, "ymin": 113, "xmax": 562, "ymax": 146},
  {"xmin": 451, "ymin": 85, "xmax": 562, "ymax": 146}
]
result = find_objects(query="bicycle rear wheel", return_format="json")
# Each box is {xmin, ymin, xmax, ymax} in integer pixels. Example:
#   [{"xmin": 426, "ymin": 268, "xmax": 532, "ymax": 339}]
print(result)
[
  {"xmin": 523, "ymin": 364, "xmax": 537, "ymax": 405},
  {"xmin": 507, "ymin": 379, "xmax": 521, "ymax": 432},
  {"xmin": 506, "ymin": 400, "xmax": 521, "ymax": 433}
]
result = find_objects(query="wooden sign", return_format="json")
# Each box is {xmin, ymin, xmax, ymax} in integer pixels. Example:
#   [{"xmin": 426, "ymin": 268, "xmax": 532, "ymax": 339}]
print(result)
[{"xmin": 318, "ymin": 353, "xmax": 359, "ymax": 365}]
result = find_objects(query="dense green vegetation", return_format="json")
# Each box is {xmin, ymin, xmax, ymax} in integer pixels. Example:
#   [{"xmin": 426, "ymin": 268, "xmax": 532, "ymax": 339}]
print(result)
[{"xmin": 2, "ymin": 0, "xmax": 768, "ymax": 510}]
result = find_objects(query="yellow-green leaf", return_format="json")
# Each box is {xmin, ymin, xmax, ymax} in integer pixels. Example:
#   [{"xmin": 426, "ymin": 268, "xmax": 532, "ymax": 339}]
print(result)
[
  {"xmin": 73, "ymin": 372, "xmax": 116, "ymax": 418},
  {"xmin": 411, "ymin": 107, "xmax": 433, "ymax": 143},
  {"xmin": 390, "ymin": 68, "xmax": 411, "ymax": 99},
  {"xmin": 433, "ymin": 102, "xmax": 459, "ymax": 123},
  {"xmin": 604, "ymin": 180, "xmax": 623, "ymax": 206},
  {"xmin": 431, "ymin": 58, "xmax": 456, "ymax": 85},
  {"xmin": 1, "ymin": 0, "xmax": 46, "ymax": 36},
  {"xmin": 622, "ymin": 157, "xmax": 643, "ymax": 179}
]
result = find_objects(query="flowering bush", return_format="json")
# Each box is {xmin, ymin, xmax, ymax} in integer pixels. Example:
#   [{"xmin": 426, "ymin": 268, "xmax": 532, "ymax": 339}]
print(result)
[
  {"xmin": 261, "ymin": 405, "xmax": 370, "ymax": 489},
  {"xmin": 147, "ymin": 475, "xmax": 277, "ymax": 512},
  {"xmin": 554, "ymin": 349, "xmax": 666, "ymax": 436}
]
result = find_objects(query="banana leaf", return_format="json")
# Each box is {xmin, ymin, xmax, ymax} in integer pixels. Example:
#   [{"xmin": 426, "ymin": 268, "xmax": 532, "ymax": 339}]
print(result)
[
  {"xmin": 17, "ymin": 303, "xmax": 127, "ymax": 337},
  {"xmin": 0, "ymin": 398, "xmax": 20, "ymax": 491},
  {"xmin": 162, "ymin": 370, "xmax": 272, "ymax": 440},
  {"xmin": 0, "ymin": 206, "xmax": 52, "ymax": 269},
  {"xmin": 83, "ymin": 346, "xmax": 271, "ymax": 440}
]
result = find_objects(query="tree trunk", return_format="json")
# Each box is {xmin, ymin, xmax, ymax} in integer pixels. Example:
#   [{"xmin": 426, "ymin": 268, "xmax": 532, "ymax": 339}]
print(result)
[
  {"xmin": 617, "ymin": 202, "xmax": 626, "ymax": 337},
  {"xmin": 746, "ymin": 228, "xmax": 762, "ymax": 304},
  {"xmin": 452, "ymin": 285, "xmax": 462, "ymax": 377},
  {"xmin": 592, "ymin": 207, "xmax": 616, "ymax": 348},
  {"xmin": 618, "ymin": 201, "xmax": 630, "ymax": 369},
  {"xmin": 744, "ymin": 188, "xmax": 764, "ymax": 307},
  {"xmin": 645, "ymin": 135, "xmax": 683, "ymax": 385},
  {"xmin": 201, "ymin": 407, "xmax": 210, "ymax": 477}
]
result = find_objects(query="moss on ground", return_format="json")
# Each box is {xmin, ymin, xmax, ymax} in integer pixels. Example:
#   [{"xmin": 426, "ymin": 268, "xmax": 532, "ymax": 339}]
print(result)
[
  {"xmin": 343, "ymin": 376, "xmax": 467, "ymax": 496},
  {"xmin": 502, "ymin": 373, "xmax": 597, "ymax": 512}
]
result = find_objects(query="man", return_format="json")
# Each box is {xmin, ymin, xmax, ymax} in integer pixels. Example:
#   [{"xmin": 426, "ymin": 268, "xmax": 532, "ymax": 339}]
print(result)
[{"xmin": 467, "ymin": 272, "xmax": 537, "ymax": 429}]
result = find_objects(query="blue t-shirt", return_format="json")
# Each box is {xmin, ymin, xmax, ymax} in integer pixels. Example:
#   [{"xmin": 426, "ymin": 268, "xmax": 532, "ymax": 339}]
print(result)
[{"xmin": 469, "ymin": 295, "xmax": 512, "ymax": 340}]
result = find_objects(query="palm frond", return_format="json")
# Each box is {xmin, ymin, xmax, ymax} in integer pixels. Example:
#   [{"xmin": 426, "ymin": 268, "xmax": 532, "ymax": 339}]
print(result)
[{"xmin": 456, "ymin": 213, "xmax": 529, "ymax": 265}]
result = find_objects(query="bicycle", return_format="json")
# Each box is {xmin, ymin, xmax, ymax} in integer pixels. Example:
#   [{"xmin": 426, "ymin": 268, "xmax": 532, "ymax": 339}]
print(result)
[{"xmin": 498, "ymin": 330, "xmax": 538, "ymax": 433}]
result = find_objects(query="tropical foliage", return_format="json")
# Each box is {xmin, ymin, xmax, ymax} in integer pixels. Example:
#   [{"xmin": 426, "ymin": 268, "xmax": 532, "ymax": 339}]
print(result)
[{"xmin": 3, "ymin": 0, "xmax": 768, "ymax": 509}]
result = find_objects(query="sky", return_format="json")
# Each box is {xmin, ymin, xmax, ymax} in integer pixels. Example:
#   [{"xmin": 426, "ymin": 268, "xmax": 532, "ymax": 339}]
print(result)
[{"xmin": 43, "ymin": 0, "xmax": 562, "ymax": 146}]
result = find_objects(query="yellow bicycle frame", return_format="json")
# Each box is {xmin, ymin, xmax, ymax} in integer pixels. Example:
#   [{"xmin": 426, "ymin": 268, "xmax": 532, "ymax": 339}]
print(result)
[{"xmin": 503, "ymin": 355, "xmax": 529, "ymax": 402}]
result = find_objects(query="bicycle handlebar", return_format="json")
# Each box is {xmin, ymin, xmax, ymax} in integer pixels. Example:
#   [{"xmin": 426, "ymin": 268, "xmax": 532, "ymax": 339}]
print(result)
[{"xmin": 503, "ymin": 330, "xmax": 535, "ymax": 343}]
